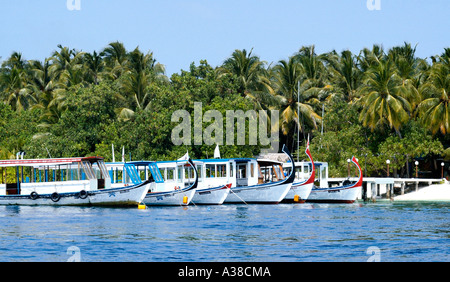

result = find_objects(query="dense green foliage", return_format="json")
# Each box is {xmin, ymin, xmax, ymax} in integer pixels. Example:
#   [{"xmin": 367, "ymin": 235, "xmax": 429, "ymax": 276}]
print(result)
[{"xmin": 1, "ymin": 42, "xmax": 449, "ymax": 177}]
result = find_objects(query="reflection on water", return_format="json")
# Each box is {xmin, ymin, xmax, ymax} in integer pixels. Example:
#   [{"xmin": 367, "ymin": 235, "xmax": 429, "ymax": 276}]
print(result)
[{"xmin": 0, "ymin": 202, "xmax": 448, "ymax": 261}]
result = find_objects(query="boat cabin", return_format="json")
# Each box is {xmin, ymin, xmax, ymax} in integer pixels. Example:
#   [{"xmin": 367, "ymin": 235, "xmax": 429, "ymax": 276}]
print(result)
[
  {"xmin": 105, "ymin": 161, "xmax": 167, "ymax": 192},
  {"xmin": 0, "ymin": 157, "xmax": 111, "ymax": 196},
  {"xmin": 169, "ymin": 158, "xmax": 288, "ymax": 189},
  {"xmin": 283, "ymin": 161, "xmax": 329, "ymax": 187}
]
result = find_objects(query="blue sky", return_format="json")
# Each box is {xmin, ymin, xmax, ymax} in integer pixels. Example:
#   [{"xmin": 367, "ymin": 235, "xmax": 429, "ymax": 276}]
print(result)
[{"xmin": 0, "ymin": 0, "xmax": 449, "ymax": 76}]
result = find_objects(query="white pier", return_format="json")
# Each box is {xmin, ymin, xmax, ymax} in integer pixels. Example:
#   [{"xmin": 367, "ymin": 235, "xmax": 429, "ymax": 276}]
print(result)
[{"xmin": 328, "ymin": 177, "xmax": 445, "ymax": 201}]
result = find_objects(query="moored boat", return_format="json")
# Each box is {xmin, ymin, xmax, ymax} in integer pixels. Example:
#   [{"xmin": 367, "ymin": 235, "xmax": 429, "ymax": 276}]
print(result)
[
  {"xmin": 306, "ymin": 156, "xmax": 363, "ymax": 203},
  {"xmin": 110, "ymin": 159, "xmax": 199, "ymax": 206},
  {"xmin": 0, "ymin": 157, "xmax": 150, "ymax": 206},
  {"xmin": 156, "ymin": 160, "xmax": 231, "ymax": 205},
  {"xmin": 282, "ymin": 142, "xmax": 315, "ymax": 203},
  {"xmin": 223, "ymin": 144, "xmax": 295, "ymax": 204}
]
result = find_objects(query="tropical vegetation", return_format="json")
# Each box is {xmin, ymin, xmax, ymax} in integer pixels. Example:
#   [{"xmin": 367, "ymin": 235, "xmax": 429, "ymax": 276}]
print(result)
[{"xmin": 1, "ymin": 42, "xmax": 449, "ymax": 177}]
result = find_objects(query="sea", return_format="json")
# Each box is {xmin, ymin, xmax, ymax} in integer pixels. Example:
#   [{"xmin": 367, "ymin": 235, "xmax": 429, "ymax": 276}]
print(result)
[{"xmin": 0, "ymin": 201, "xmax": 448, "ymax": 262}]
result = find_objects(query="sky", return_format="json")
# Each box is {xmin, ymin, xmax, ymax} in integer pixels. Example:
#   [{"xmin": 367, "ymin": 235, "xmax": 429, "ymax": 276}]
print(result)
[{"xmin": 0, "ymin": 0, "xmax": 449, "ymax": 76}]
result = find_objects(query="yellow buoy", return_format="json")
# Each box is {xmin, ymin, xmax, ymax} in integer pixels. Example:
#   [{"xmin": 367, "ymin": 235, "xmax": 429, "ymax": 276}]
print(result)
[
  {"xmin": 294, "ymin": 195, "xmax": 300, "ymax": 202},
  {"xmin": 138, "ymin": 203, "xmax": 147, "ymax": 209},
  {"xmin": 183, "ymin": 196, "xmax": 188, "ymax": 205}
]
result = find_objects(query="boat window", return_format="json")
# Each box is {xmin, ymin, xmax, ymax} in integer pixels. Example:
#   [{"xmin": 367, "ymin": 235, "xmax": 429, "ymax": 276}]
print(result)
[
  {"xmin": 250, "ymin": 163, "xmax": 255, "ymax": 178},
  {"xmin": 97, "ymin": 160, "xmax": 110, "ymax": 180},
  {"xmin": 148, "ymin": 163, "xmax": 164, "ymax": 183},
  {"xmin": 177, "ymin": 166, "xmax": 183, "ymax": 181},
  {"xmin": 166, "ymin": 168, "xmax": 175, "ymax": 181},
  {"xmin": 184, "ymin": 166, "xmax": 195, "ymax": 181},
  {"xmin": 217, "ymin": 164, "xmax": 226, "ymax": 177},
  {"xmin": 304, "ymin": 165, "xmax": 310, "ymax": 175},
  {"xmin": 196, "ymin": 164, "xmax": 203, "ymax": 180},
  {"xmin": 274, "ymin": 165, "xmax": 284, "ymax": 180},
  {"xmin": 124, "ymin": 164, "xmax": 142, "ymax": 184},
  {"xmin": 237, "ymin": 164, "xmax": 247, "ymax": 178},
  {"xmin": 229, "ymin": 163, "xmax": 233, "ymax": 177},
  {"xmin": 81, "ymin": 161, "xmax": 95, "ymax": 180},
  {"xmin": 206, "ymin": 164, "xmax": 215, "ymax": 178}
]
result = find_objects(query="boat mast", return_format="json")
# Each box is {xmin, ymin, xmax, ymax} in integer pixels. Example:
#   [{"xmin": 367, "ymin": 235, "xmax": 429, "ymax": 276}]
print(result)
[{"xmin": 297, "ymin": 80, "xmax": 300, "ymax": 162}]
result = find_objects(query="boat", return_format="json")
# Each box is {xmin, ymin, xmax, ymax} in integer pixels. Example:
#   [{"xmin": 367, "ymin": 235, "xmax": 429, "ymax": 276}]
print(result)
[
  {"xmin": 107, "ymin": 158, "xmax": 199, "ymax": 206},
  {"xmin": 218, "ymin": 144, "xmax": 295, "ymax": 204},
  {"xmin": 282, "ymin": 142, "xmax": 315, "ymax": 203},
  {"xmin": 157, "ymin": 160, "xmax": 231, "ymax": 205},
  {"xmin": 0, "ymin": 157, "xmax": 150, "ymax": 206},
  {"xmin": 306, "ymin": 156, "xmax": 363, "ymax": 203}
]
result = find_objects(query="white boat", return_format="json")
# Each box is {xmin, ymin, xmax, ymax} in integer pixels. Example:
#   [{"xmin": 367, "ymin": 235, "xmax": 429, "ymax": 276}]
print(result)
[
  {"xmin": 306, "ymin": 156, "xmax": 363, "ymax": 203},
  {"xmin": 0, "ymin": 157, "xmax": 150, "ymax": 206},
  {"xmin": 107, "ymin": 159, "xmax": 198, "ymax": 206},
  {"xmin": 198, "ymin": 144, "xmax": 295, "ymax": 204},
  {"xmin": 156, "ymin": 160, "xmax": 231, "ymax": 205},
  {"xmin": 282, "ymin": 143, "xmax": 315, "ymax": 203}
]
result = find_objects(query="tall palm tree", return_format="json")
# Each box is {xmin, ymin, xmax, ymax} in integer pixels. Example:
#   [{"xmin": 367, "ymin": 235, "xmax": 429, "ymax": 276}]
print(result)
[
  {"xmin": 357, "ymin": 44, "xmax": 385, "ymax": 72},
  {"xmin": 271, "ymin": 56, "xmax": 321, "ymax": 137},
  {"xmin": 359, "ymin": 59, "xmax": 411, "ymax": 137},
  {"xmin": 101, "ymin": 41, "xmax": 128, "ymax": 80},
  {"xmin": 323, "ymin": 49, "xmax": 363, "ymax": 103},
  {"xmin": 417, "ymin": 62, "xmax": 450, "ymax": 135},
  {"xmin": 387, "ymin": 42, "xmax": 424, "ymax": 110},
  {"xmin": 0, "ymin": 52, "xmax": 35, "ymax": 111},
  {"xmin": 26, "ymin": 59, "xmax": 66, "ymax": 129},
  {"xmin": 294, "ymin": 46, "xmax": 327, "ymax": 84},
  {"xmin": 83, "ymin": 51, "xmax": 104, "ymax": 85},
  {"xmin": 117, "ymin": 47, "xmax": 167, "ymax": 121},
  {"xmin": 217, "ymin": 48, "xmax": 267, "ymax": 94},
  {"xmin": 292, "ymin": 46, "xmax": 331, "ymax": 107}
]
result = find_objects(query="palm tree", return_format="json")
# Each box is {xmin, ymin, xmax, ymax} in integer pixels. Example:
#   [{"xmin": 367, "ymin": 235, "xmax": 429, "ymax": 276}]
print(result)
[
  {"xmin": 323, "ymin": 49, "xmax": 363, "ymax": 103},
  {"xmin": 26, "ymin": 59, "xmax": 66, "ymax": 129},
  {"xmin": 271, "ymin": 56, "xmax": 321, "ymax": 137},
  {"xmin": 117, "ymin": 47, "xmax": 167, "ymax": 121},
  {"xmin": 101, "ymin": 41, "xmax": 128, "ymax": 80},
  {"xmin": 387, "ymin": 42, "xmax": 424, "ymax": 110},
  {"xmin": 359, "ymin": 59, "xmax": 411, "ymax": 137},
  {"xmin": 357, "ymin": 44, "xmax": 385, "ymax": 72},
  {"xmin": 83, "ymin": 51, "xmax": 104, "ymax": 85},
  {"xmin": 0, "ymin": 52, "xmax": 35, "ymax": 111},
  {"xmin": 294, "ymin": 46, "xmax": 327, "ymax": 84},
  {"xmin": 217, "ymin": 48, "xmax": 268, "ymax": 93},
  {"xmin": 417, "ymin": 62, "xmax": 450, "ymax": 135}
]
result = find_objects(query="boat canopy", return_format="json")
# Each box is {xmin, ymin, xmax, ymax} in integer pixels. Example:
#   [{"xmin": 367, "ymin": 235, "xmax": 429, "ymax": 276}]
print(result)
[
  {"xmin": 0, "ymin": 157, "xmax": 104, "ymax": 168},
  {"xmin": 124, "ymin": 161, "xmax": 164, "ymax": 184}
]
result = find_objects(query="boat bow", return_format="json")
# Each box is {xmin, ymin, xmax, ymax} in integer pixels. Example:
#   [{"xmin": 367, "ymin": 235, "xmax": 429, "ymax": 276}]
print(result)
[{"xmin": 282, "ymin": 144, "xmax": 295, "ymax": 184}]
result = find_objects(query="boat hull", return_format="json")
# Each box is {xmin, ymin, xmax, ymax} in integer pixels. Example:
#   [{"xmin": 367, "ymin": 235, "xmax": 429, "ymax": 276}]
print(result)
[
  {"xmin": 0, "ymin": 181, "xmax": 150, "ymax": 206},
  {"xmin": 225, "ymin": 182, "xmax": 292, "ymax": 204},
  {"xmin": 144, "ymin": 188, "xmax": 196, "ymax": 206},
  {"xmin": 192, "ymin": 184, "xmax": 231, "ymax": 205},
  {"xmin": 306, "ymin": 185, "xmax": 361, "ymax": 203},
  {"xmin": 283, "ymin": 182, "xmax": 313, "ymax": 203}
]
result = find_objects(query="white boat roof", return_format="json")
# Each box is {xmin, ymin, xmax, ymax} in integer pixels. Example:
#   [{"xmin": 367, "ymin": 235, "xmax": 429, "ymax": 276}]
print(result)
[
  {"xmin": 256, "ymin": 158, "xmax": 284, "ymax": 166},
  {"xmin": 0, "ymin": 157, "xmax": 103, "ymax": 167}
]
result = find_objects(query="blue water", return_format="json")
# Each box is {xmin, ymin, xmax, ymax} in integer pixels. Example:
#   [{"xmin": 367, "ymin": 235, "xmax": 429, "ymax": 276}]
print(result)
[{"xmin": 0, "ymin": 202, "xmax": 448, "ymax": 262}]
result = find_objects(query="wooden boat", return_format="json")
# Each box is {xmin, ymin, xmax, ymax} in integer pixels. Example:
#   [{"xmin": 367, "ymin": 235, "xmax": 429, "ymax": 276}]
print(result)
[
  {"xmin": 207, "ymin": 144, "xmax": 295, "ymax": 204},
  {"xmin": 0, "ymin": 157, "xmax": 150, "ymax": 206},
  {"xmin": 108, "ymin": 158, "xmax": 199, "ymax": 206},
  {"xmin": 282, "ymin": 143, "xmax": 315, "ymax": 203},
  {"xmin": 156, "ymin": 160, "xmax": 231, "ymax": 205},
  {"xmin": 306, "ymin": 156, "xmax": 363, "ymax": 203}
]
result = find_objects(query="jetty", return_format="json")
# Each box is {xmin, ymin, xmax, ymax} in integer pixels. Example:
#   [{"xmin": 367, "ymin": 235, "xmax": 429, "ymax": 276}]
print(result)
[{"xmin": 329, "ymin": 177, "xmax": 447, "ymax": 201}]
